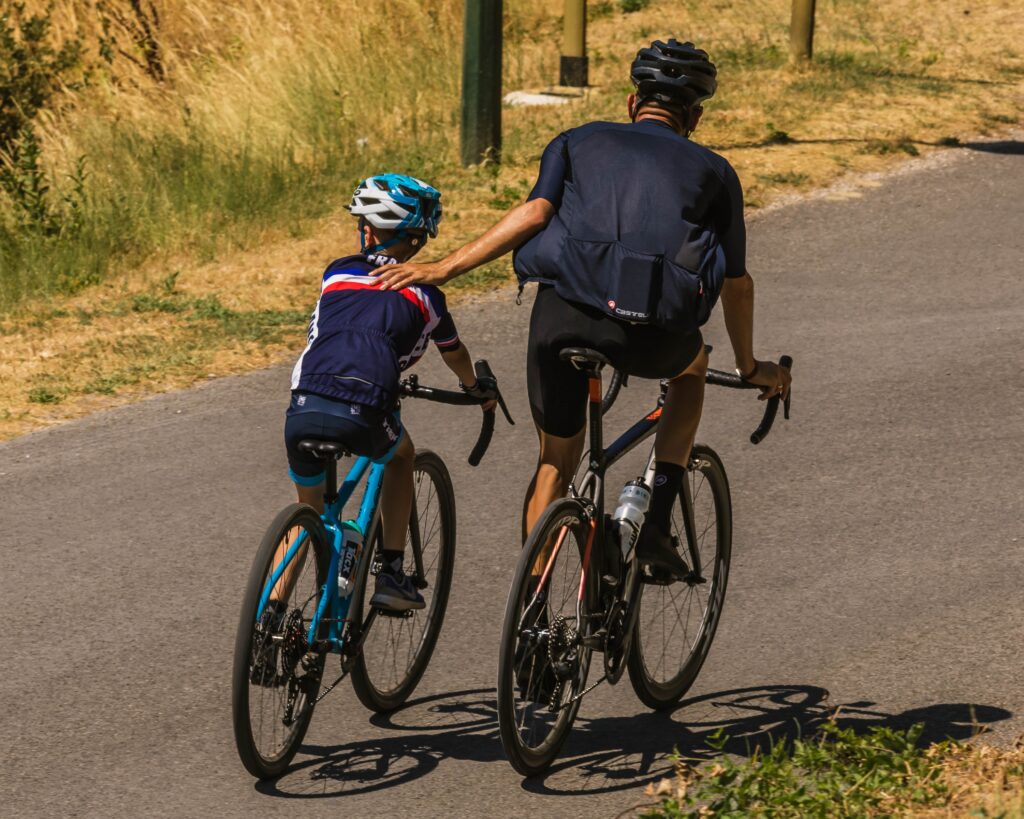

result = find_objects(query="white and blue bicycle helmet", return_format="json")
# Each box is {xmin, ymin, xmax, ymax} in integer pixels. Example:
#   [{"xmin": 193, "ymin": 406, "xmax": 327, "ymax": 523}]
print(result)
[{"xmin": 348, "ymin": 173, "xmax": 443, "ymax": 253}]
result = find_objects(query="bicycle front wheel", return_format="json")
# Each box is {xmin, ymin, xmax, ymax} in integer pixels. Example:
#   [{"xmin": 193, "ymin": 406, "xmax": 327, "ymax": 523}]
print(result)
[
  {"xmin": 497, "ymin": 498, "xmax": 594, "ymax": 776},
  {"xmin": 349, "ymin": 449, "xmax": 456, "ymax": 712},
  {"xmin": 628, "ymin": 444, "xmax": 732, "ymax": 709},
  {"xmin": 232, "ymin": 503, "xmax": 330, "ymax": 779}
]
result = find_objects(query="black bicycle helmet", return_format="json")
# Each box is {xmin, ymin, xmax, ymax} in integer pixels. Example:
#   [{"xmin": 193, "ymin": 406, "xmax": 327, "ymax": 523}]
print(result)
[{"xmin": 630, "ymin": 39, "xmax": 717, "ymax": 107}]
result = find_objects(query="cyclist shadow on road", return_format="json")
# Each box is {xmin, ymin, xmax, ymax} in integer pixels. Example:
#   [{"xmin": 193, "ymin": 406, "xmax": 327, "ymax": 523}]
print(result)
[{"xmin": 256, "ymin": 684, "xmax": 1010, "ymax": 800}]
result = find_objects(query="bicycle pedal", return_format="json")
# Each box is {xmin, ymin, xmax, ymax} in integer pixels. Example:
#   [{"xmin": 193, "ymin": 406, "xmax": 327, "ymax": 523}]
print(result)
[
  {"xmin": 642, "ymin": 567, "xmax": 676, "ymax": 586},
  {"xmin": 376, "ymin": 608, "xmax": 415, "ymax": 619}
]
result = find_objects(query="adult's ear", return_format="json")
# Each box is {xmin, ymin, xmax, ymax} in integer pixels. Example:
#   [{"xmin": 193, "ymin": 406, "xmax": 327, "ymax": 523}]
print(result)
[
  {"xmin": 688, "ymin": 105, "xmax": 704, "ymax": 133},
  {"xmin": 627, "ymin": 92, "xmax": 638, "ymax": 121}
]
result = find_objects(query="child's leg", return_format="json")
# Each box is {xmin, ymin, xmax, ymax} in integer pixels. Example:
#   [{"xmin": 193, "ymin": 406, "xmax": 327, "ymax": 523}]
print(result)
[
  {"xmin": 295, "ymin": 482, "xmax": 325, "ymax": 514},
  {"xmin": 380, "ymin": 433, "xmax": 415, "ymax": 563}
]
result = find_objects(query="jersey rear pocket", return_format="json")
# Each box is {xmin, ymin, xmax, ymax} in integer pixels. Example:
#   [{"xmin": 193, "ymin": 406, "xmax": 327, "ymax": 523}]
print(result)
[
  {"xmin": 655, "ymin": 257, "xmax": 704, "ymax": 332},
  {"xmin": 559, "ymin": 236, "xmax": 661, "ymax": 324}
]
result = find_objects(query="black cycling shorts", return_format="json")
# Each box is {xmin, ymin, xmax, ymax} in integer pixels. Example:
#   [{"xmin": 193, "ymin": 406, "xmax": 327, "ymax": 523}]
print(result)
[
  {"xmin": 527, "ymin": 285, "xmax": 703, "ymax": 437},
  {"xmin": 284, "ymin": 392, "xmax": 403, "ymax": 485}
]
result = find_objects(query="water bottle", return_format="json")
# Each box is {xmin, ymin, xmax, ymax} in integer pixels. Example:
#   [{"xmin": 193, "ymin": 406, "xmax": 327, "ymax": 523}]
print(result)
[
  {"xmin": 613, "ymin": 478, "xmax": 651, "ymax": 558},
  {"xmin": 336, "ymin": 522, "xmax": 363, "ymax": 599}
]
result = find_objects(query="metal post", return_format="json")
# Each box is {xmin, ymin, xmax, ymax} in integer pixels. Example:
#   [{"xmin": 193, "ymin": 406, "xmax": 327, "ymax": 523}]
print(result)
[
  {"xmin": 560, "ymin": 0, "xmax": 587, "ymax": 87},
  {"xmin": 789, "ymin": 0, "xmax": 816, "ymax": 62},
  {"xmin": 461, "ymin": 0, "xmax": 503, "ymax": 166}
]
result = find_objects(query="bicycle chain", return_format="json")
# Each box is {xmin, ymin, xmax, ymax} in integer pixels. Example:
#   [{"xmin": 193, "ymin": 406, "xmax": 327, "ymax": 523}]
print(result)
[{"xmin": 547, "ymin": 614, "xmax": 582, "ymax": 710}]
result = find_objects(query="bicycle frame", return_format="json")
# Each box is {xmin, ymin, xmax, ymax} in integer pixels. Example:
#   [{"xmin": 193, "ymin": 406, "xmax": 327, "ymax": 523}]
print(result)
[
  {"xmin": 531, "ymin": 373, "xmax": 665, "ymax": 634},
  {"xmin": 537, "ymin": 372, "xmax": 714, "ymax": 637},
  {"xmin": 255, "ymin": 454, "xmax": 387, "ymax": 655}
]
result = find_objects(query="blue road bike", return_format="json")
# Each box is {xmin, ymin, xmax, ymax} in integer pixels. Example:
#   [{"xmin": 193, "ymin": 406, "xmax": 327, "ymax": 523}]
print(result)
[{"xmin": 231, "ymin": 362, "xmax": 512, "ymax": 779}]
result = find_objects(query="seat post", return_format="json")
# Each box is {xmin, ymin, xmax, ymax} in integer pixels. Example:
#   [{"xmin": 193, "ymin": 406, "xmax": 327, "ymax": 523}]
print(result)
[{"xmin": 323, "ymin": 457, "xmax": 339, "ymax": 506}]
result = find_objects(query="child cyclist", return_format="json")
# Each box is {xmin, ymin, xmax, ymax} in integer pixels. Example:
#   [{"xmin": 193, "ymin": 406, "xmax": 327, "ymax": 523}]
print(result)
[{"xmin": 285, "ymin": 174, "xmax": 494, "ymax": 612}]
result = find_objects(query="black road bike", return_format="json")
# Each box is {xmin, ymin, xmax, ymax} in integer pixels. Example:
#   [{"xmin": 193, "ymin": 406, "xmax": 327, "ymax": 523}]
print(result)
[{"xmin": 496, "ymin": 347, "xmax": 792, "ymax": 775}]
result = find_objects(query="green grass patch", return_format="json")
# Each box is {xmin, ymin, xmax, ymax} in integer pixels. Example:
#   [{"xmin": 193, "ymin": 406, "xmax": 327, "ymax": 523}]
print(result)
[
  {"xmin": 645, "ymin": 722, "xmax": 961, "ymax": 818},
  {"xmin": 716, "ymin": 42, "xmax": 786, "ymax": 71},
  {"xmin": 127, "ymin": 289, "xmax": 307, "ymax": 342},
  {"xmin": 862, "ymin": 137, "xmax": 920, "ymax": 156},
  {"xmin": 787, "ymin": 50, "xmax": 955, "ymax": 101},
  {"xmin": 27, "ymin": 385, "xmax": 68, "ymax": 404},
  {"xmin": 756, "ymin": 171, "xmax": 809, "ymax": 186}
]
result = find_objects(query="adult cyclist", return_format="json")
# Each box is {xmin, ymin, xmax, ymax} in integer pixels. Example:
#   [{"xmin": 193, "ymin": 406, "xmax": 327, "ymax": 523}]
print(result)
[{"xmin": 378, "ymin": 40, "xmax": 792, "ymax": 578}]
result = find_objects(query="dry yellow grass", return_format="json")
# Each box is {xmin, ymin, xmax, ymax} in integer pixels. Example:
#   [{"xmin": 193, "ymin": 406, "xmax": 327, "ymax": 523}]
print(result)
[
  {"xmin": 911, "ymin": 741, "xmax": 1024, "ymax": 817},
  {"xmin": 1, "ymin": 0, "xmax": 1022, "ymax": 440}
]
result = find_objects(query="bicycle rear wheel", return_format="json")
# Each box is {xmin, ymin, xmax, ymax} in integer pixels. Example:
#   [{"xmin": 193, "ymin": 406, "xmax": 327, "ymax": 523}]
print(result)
[
  {"xmin": 349, "ymin": 449, "xmax": 456, "ymax": 712},
  {"xmin": 232, "ymin": 503, "xmax": 330, "ymax": 779},
  {"xmin": 497, "ymin": 498, "xmax": 594, "ymax": 776},
  {"xmin": 627, "ymin": 444, "xmax": 732, "ymax": 709}
]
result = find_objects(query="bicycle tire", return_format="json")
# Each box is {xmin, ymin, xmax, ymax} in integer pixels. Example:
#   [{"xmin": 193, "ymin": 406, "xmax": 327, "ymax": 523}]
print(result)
[
  {"xmin": 497, "ymin": 497, "xmax": 594, "ymax": 776},
  {"xmin": 627, "ymin": 444, "xmax": 732, "ymax": 709},
  {"xmin": 232, "ymin": 503, "xmax": 330, "ymax": 779},
  {"xmin": 349, "ymin": 449, "xmax": 456, "ymax": 712}
]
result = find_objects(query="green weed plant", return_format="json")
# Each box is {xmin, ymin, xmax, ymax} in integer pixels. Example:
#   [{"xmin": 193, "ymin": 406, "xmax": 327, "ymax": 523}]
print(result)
[{"xmin": 644, "ymin": 722, "xmax": 954, "ymax": 818}]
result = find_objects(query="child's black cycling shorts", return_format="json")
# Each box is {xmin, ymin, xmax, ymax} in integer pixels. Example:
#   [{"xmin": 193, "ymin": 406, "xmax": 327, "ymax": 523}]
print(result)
[
  {"xmin": 285, "ymin": 392, "xmax": 403, "ymax": 485},
  {"xmin": 527, "ymin": 285, "xmax": 703, "ymax": 438}
]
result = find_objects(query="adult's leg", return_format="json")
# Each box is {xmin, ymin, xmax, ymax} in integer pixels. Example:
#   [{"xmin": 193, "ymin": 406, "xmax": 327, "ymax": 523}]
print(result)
[
  {"xmin": 521, "ymin": 426, "xmax": 586, "ymax": 541},
  {"xmin": 523, "ymin": 287, "xmax": 590, "ymax": 542},
  {"xmin": 654, "ymin": 343, "xmax": 709, "ymax": 466},
  {"xmin": 637, "ymin": 343, "xmax": 709, "ymax": 578}
]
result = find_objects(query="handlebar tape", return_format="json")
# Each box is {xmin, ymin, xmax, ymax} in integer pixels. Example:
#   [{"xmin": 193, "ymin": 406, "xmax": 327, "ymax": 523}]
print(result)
[
  {"xmin": 750, "ymin": 355, "xmax": 793, "ymax": 445},
  {"xmin": 468, "ymin": 409, "xmax": 496, "ymax": 466}
]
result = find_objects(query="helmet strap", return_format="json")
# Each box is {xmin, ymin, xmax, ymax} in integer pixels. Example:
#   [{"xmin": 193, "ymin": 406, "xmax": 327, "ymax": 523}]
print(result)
[{"xmin": 364, "ymin": 230, "xmax": 410, "ymax": 256}]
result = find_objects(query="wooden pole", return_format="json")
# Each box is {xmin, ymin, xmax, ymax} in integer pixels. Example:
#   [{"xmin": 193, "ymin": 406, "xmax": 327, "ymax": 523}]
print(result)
[
  {"xmin": 559, "ymin": 0, "xmax": 588, "ymax": 86},
  {"xmin": 789, "ymin": 0, "xmax": 816, "ymax": 62},
  {"xmin": 461, "ymin": 0, "xmax": 503, "ymax": 165}
]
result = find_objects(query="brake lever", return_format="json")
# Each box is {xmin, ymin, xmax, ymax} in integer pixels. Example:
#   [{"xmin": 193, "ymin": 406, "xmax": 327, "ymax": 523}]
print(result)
[{"xmin": 495, "ymin": 389, "xmax": 515, "ymax": 425}]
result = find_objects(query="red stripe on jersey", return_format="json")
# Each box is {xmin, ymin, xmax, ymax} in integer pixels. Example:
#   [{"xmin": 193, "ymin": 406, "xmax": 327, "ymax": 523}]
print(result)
[{"xmin": 321, "ymin": 279, "xmax": 430, "ymax": 323}]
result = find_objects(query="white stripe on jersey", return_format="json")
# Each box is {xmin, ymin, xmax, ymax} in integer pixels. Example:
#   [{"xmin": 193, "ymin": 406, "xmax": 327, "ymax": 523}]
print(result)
[
  {"xmin": 291, "ymin": 298, "xmax": 322, "ymax": 390},
  {"xmin": 398, "ymin": 284, "xmax": 443, "ymax": 370}
]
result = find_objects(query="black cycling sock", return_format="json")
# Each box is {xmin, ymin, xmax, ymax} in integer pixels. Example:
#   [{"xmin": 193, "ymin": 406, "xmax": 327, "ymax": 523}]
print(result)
[
  {"xmin": 381, "ymin": 550, "xmax": 404, "ymax": 574},
  {"xmin": 648, "ymin": 461, "xmax": 686, "ymax": 536}
]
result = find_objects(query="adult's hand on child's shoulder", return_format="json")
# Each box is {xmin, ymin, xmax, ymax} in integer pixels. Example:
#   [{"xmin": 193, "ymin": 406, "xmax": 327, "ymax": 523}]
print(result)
[{"xmin": 377, "ymin": 261, "xmax": 449, "ymax": 290}]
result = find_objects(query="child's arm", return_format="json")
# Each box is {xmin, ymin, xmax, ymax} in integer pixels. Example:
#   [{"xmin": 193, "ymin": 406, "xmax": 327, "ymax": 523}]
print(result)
[
  {"xmin": 439, "ymin": 343, "xmax": 478, "ymax": 388},
  {"xmin": 439, "ymin": 344, "xmax": 498, "ymax": 412}
]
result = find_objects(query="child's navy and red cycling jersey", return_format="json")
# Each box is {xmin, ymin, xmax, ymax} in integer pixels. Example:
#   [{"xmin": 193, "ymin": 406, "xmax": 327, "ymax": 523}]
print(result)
[
  {"xmin": 285, "ymin": 253, "xmax": 460, "ymax": 482},
  {"xmin": 290, "ymin": 253, "xmax": 461, "ymax": 411}
]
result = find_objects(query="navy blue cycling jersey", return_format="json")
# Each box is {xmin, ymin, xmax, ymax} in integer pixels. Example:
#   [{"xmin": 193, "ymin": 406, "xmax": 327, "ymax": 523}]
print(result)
[
  {"xmin": 290, "ymin": 253, "xmax": 460, "ymax": 410},
  {"xmin": 513, "ymin": 119, "xmax": 747, "ymax": 331}
]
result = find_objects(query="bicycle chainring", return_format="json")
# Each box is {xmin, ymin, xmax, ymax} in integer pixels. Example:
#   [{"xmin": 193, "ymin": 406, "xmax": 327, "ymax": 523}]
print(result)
[{"xmin": 602, "ymin": 600, "xmax": 629, "ymax": 684}]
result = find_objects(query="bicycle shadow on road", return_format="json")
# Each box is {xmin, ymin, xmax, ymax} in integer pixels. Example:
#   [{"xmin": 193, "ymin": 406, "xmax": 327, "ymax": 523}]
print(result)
[
  {"xmin": 525, "ymin": 685, "xmax": 1011, "ymax": 797},
  {"xmin": 256, "ymin": 687, "xmax": 502, "ymax": 799},
  {"xmin": 254, "ymin": 684, "xmax": 1010, "ymax": 800}
]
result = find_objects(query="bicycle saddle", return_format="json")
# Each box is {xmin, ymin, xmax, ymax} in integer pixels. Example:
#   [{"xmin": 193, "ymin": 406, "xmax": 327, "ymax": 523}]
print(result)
[
  {"xmin": 559, "ymin": 347, "xmax": 610, "ymax": 371},
  {"xmin": 297, "ymin": 439, "xmax": 351, "ymax": 460}
]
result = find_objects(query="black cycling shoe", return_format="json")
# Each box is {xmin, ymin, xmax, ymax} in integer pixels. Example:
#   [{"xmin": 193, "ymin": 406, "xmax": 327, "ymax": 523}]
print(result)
[{"xmin": 635, "ymin": 525, "xmax": 689, "ymax": 581}]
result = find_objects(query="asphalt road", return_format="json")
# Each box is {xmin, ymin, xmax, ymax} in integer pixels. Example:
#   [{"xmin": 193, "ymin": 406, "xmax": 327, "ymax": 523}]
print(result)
[{"xmin": 2, "ymin": 140, "xmax": 1023, "ymax": 818}]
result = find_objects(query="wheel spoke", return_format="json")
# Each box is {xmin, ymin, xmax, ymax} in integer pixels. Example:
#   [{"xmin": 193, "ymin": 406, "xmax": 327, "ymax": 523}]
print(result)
[{"xmin": 632, "ymin": 455, "xmax": 729, "ymax": 704}]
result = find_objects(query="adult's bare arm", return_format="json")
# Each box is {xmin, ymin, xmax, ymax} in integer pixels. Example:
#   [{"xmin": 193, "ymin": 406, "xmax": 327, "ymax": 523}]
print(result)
[
  {"xmin": 720, "ymin": 272, "xmax": 791, "ymax": 400},
  {"xmin": 377, "ymin": 198, "xmax": 555, "ymax": 290},
  {"xmin": 720, "ymin": 273, "xmax": 756, "ymax": 374}
]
